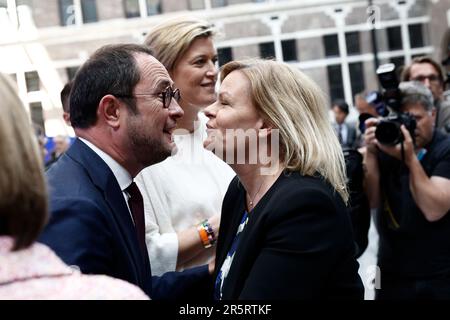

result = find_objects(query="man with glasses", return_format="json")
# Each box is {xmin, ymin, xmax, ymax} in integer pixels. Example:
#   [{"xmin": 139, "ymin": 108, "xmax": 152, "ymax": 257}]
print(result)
[
  {"xmin": 39, "ymin": 44, "xmax": 213, "ymax": 299},
  {"xmin": 402, "ymin": 56, "xmax": 450, "ymax": 134},
  {"xmin": 364, "ymin": 81, "xmax": 450, "ymax": 299}
]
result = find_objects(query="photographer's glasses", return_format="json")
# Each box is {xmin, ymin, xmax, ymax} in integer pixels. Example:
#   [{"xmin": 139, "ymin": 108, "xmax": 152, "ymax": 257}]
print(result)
[
  {"xmin": 411, "ymin": 74, "xmax": 441, "ymax": 84},
  {"xmin": 115, "ymin": 86, "xmax": 181, "ymax": 109}
]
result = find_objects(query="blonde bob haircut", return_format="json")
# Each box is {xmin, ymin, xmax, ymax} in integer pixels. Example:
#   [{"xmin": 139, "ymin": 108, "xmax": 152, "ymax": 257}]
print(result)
[
  {"xmin": 0, "ymin": 73, "xmax": 48, "ymax": 251},
  {"xmin": 144, "ymin": 16, "xmax": 216, "ymax": 72},
  {"xmin": 221, "ymin": 59, "xmax": 349, "ymax": 203}
]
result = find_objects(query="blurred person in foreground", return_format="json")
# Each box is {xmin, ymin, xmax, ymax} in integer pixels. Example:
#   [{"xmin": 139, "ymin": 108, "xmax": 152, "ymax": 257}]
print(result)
[
  {"xmin": 364, "ymin": 81, "xmax": 450, "ymax": 299},
  {"xmin": 0, "ymin": 73, "xmax": 148, "ymax": 300},
  {"xmin": 204, "ymin": 59, "xmax": 364, "ymax": 300},
  {"xmin": 39, "ymin": 44, "xmax": 213, "ymax": 299},
  {"xmin": 136, "ymin": 16, "xmax": 234, "ymax": 276}
]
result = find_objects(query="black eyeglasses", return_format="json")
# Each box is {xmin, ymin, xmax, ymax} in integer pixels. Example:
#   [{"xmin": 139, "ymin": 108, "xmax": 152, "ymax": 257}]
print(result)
[
  {"xmin": 411, "ymin": 75, "xmax": 441, "ymax": 84},
  {"xmin": 114, "ymin": 86, "xmax": 181, "ymax": 109}
]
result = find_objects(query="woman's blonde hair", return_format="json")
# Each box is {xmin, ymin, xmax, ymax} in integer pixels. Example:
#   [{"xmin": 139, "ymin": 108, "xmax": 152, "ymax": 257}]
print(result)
[
  {"xmin": 221, "ymin": 59, "xmax": 349, "ymax": 203},
  {"xmin": 0, "ymin": 73, "xmax": 48, "ymax": 250},
  {"xmin": 144, "ymin": 16, "xmax": 216, "ymax": 71}
]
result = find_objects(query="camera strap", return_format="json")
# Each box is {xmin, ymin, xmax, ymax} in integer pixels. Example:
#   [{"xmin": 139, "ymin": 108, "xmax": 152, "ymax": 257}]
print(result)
[
  {"xmin": 400, "ymin": 141, "xmax": 405, "ymax": 164},
  {"xmin": 383, "ymin": 195, "xmax": 400, "ymax": 230}
]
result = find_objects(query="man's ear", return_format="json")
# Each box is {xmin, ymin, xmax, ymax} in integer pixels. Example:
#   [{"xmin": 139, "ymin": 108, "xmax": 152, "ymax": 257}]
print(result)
[
  {"xmin": 98, "ymin": 95, "xmax": 121, "ymax": 129},
  {"xmin": 431, "ymin": 107, "xmax": 437, "ymax": 118}
]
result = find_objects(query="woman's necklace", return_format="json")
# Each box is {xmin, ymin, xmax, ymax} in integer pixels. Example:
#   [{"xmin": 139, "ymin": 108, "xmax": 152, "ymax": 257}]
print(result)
[{"xmin": 247, "ymin": 179, "xmax": 265, "ymax": 210}]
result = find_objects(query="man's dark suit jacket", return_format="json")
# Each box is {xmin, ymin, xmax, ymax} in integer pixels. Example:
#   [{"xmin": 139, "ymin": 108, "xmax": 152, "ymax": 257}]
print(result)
[
  {"xmin": 335, "ymin": 122, "xmax": 358, "ymax": 149},
  {"xmin": 39, "ymin": 139, "xmax": 210, "ymax": 300},
  {"xmin": 214, "ymin": 172, "xmax": 364, "ymax": 300}
]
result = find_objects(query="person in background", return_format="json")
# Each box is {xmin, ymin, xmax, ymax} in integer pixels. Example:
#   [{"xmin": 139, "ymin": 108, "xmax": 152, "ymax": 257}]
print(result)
[
  {"xmin": 354, "ymin": 92, "xmax": 379, "ymax": 149},
  {"xmin": 45, "ymin": 134, "xmax": 70, "ymax": 168},
  {"xmin": 61, "ymin": 81, "xmax": 72, "ymax": 126},
  {"xmin": 0, "ymin": 73, "xmax": 148, "ymax": 300},
  {"xmin": 39, "ymin": 44, "xmax": 213, "ymax": 300},
  {"xmin": 33, "ymin": 123, "xmax": 48, "ymax": 162},
  {"xmin": 401, "ymin": 56, "xmax": 450, "ymax": 134},
  {"xmin": 136, "ymin": 16, "xmax": 234, "ymax": 276},
  {"xmin": 204, "ymin": 59, "xmax": 364, "ymax": 300},
  {"xmin": 332, "ymin": 99, "xmax": 357, "ymax": 149},
  {"xmin": 364, "ymin": 81, "xmax": 450, "ymax": 299},
  {"xmin": 354, "ymin": 92, "xmax": 378, "ymax": 118}
]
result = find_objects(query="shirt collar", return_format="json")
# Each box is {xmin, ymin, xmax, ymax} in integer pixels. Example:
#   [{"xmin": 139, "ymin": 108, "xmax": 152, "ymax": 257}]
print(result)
[{"xmin": 79, "ymin": 138, "xmax": 132, "ymax": 191}]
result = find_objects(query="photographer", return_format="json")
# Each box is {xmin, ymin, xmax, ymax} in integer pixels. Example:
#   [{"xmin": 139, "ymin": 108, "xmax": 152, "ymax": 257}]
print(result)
[
  {"xmin": 402, "ymin": 56, "xmax": 450, "ymax": 134},
  {"xmin": 364, "ymin": 81, "xmax": 450, "ymax": 299}
]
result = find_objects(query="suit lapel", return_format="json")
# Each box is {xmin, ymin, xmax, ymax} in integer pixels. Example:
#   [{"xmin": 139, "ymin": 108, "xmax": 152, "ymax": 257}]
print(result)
[{"xmin": 66, "ymin": 139, "xmax": 150, "ymax": 278}]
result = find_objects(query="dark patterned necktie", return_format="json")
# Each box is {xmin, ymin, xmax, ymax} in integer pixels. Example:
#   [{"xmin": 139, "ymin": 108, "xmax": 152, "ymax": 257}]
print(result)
[{"xmin": 126, "ymin": 182, "xmax": 147, "ymax": 258}]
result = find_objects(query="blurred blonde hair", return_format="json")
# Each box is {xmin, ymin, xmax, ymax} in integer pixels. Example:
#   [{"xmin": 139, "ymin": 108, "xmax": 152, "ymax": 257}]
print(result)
[
  {"xmin": 0, "ymin": 73, "xmax": 48, "ymax": 250},
  {"xmin": 144, "ymin": 16, "xmax": 216, "ymax": 71},
  {"xmin": 221, "ymin": 59, "xmax": 349, "ymax": 203}
]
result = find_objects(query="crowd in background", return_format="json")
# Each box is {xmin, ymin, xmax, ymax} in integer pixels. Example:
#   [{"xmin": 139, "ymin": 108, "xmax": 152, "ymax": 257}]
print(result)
[{"xmin": 1, "ymin": 14, "xmax": 450, "ymax": 301}]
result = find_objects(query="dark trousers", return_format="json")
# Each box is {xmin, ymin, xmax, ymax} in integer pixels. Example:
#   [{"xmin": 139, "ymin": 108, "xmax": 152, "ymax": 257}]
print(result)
[{"xmin": 376, "ymin": 271, "xmax": 450, "ymax": 300}]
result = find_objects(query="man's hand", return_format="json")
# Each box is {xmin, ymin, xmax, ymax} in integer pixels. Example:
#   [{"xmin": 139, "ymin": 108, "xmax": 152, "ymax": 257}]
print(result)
[
  {"xmin": 376, "ymin": 125, "xmax": 416, "ymax": 166},
  {"xmin": 208, "ymin": 256, "xmax": 216, "ymax": 275}
]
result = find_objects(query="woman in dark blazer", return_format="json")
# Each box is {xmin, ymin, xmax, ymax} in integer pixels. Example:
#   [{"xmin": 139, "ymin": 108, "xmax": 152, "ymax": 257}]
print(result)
[{"xmin": 203, "ymin": 59, "xmax": 364, "ymax": 300}]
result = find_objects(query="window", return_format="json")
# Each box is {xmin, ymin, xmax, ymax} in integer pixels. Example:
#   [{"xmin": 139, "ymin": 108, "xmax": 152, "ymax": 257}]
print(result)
[
  {"xmin": 8, "ymin": 73, "xmax": 17, "ymax": 85},
  {"xmin": 25, "ymin": 71, "xmax": 40, "ymax": 92},
  {"xmin": 282, "ymin": 39, "xmax": 298, "ymax": 62},
  {"xmin": 259, "ymin": 42, "xmax": 275, "ymax": 59},
  {"xmin": 59, "ymin": 0, "xmax": 97, "ymax": 26},
  {"xmin": 390, "ymin": 56, "xmax": 405, "ymax": 70},
  {"xmin": 211, "ymin": 0, "xmax": 227, "ymax": 8},
  {"xmin": 81, "ymin": 0, "xmax": 97, "ymax": 23},
  {"xmin": 345, "ymin": 32, "xmax": 360, "ymax": 55},
  {"xmin": 146, "ymin": 0, "xmax": 161, "ymax": 15},
  {"xmin": 124, "ymin": 0, "xmax": 140, "ymax": 18},
  {"xmin": 17, "ymin": 0, "xmax": 32, "ymax": 6},
  {"xmin": 349, "ymin": 62, "xmax": 365, "ymax": 98},
  {"xmin": 189, "ymin": 0, "xmax": 204, "ymax": 10},
  {"xmin": 66, "ymin": 67, "xmax": 79, "ymax": 81},
  {"xmin": 218, "ymin": 47, "xmax": 233, "ymax": 67},
  {"xmin": 59, "ymin": 0, "xmax": 75, "ymax": 26},
  {"xmin": 323, "ymin": 34, "xmax": 339, "ymax": 57},
  {"xmin": 327, "ymin": 65, "xmax": 344, "ymax": 102},
  {"xmin": 387, "ymin": 26, "xmax": 402, "ymax": 51},
  {"xmin": 30, "ymin": 102, "xmax": 45, "ymax": 132},
  {"xmin": 0, "ymin": 0, "xmax": 7, "ymax": 8},
  {"xmin": 409, "ymin": 24, "xmax": 425, "ymax": 48}
]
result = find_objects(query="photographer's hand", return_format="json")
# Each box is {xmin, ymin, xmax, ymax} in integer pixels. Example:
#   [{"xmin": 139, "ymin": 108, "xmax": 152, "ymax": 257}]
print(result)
[
  {"xmin": 376, "ymin": 125, "xmax": 415, "ymax": 165},
  {"xmin": 363, "ymin": 118, "xmax": 381, "ymax": 209},
  {"xmin": 377, "ymin": 125, "xmax": 450, "ymax": 221},
  {"xmin": 364, "ymin": 118, "xmax": 379, "ymax": 154}
]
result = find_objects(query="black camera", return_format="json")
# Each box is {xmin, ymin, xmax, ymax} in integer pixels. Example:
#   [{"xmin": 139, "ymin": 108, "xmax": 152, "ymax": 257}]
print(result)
[{"xmin": 374, "ymin": 63, "xmax": 416, "ymax": 146}]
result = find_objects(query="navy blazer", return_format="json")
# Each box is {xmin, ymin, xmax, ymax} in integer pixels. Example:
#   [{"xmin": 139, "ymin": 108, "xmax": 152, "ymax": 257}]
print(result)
[
  {"xmin": 214, "ymin": 172, "xmax": 364, "ymax": 300},
  {"xmin": 40, "ymin": 139, "xmax": 210, "ymax": 300}
]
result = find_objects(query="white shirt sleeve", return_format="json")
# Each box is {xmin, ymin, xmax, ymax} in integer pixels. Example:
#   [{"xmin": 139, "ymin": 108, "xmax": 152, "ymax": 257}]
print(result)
[{"xmin": 136, "ymin": 169, "xmax": 179, "ymax": 276}]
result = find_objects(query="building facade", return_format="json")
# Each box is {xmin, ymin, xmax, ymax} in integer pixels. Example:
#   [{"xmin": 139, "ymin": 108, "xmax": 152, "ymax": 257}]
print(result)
[{"xmin": 1, "ymin": 0, "xmax": 449, "ymax": 136}]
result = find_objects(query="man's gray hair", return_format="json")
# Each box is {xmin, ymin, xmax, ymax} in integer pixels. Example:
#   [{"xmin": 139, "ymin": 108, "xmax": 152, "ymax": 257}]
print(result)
[{"xmin": 399, "ymin": 81, "xmax": 434, "ymax": 111}]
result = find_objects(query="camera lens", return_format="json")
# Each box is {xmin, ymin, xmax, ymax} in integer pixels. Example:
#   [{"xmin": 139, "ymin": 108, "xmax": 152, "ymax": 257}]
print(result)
[{"xmin": 375, "ymin": 121, "xmax": 402, "ymax": 145}]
